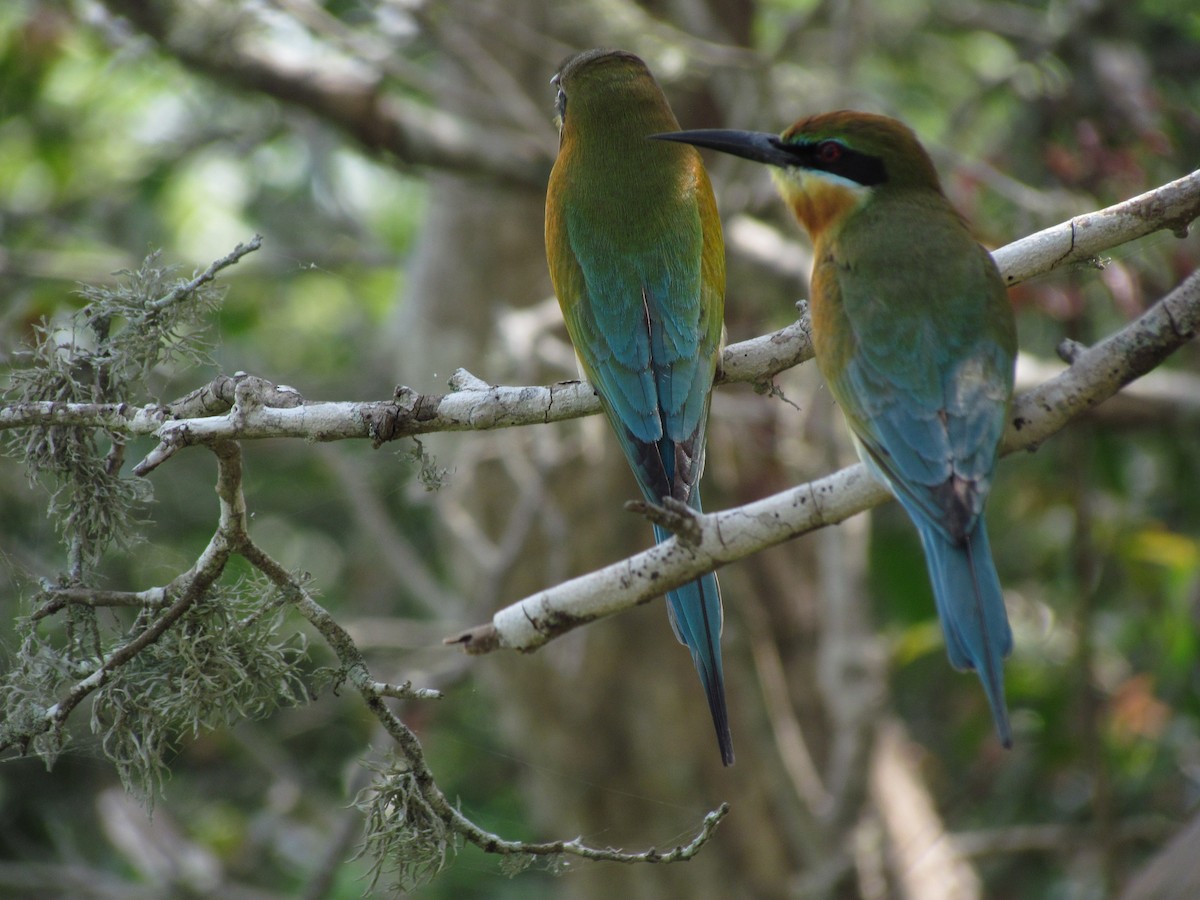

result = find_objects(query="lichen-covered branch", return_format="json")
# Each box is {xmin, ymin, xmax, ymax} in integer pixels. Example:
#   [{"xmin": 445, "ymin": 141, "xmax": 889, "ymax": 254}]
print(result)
[
  {"xmin": 240, "ymin": 530, "xmax": 727, "ymax": 885},
  {"xmin": 148, "ymin": 235, "xmax": 263, "ymax": 311},
  {"xmin": 0, "ymin": 442, "xmax": 248, "ymax": 755},
  {"xmin": 30, "ymin": 587, "xmax": 170, "ymax": 621},
  {"xmin": 0, "ymin": 318, "xmax": 812, "ymax": 472},
  {"xmin": 4, "ymin": 434, "xmax": 726, "ymax": 883}
]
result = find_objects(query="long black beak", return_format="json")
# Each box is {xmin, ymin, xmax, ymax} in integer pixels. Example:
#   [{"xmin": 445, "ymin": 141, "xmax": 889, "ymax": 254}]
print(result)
[{"xmin": 652, "ymin": 129, "xmax": 796, "ymax": 168}]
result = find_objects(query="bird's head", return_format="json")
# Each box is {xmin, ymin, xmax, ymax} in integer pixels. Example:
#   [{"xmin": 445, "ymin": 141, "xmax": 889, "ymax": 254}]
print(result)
[
  {"xmin": 656, "ymin": 111, "xmax": 944, "ymax": 240},
  {"xmin": 550, "ymin": 49, "xmax": 680, "ymax": 144}
]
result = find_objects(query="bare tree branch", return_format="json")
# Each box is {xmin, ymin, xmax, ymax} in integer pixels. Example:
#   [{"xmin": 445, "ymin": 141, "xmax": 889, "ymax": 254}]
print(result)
[
  {"xmin": 1016, "ymin": 351, "xmax": 1200, "ymax": 423},
  {"xmin": 0, "ymin": 319, "xmax": 815, "ymax": 473},
  {"xmin": 955, "ymin": 815, "xmax": 1175, "ymax": 859},
  {"xmin": 447, "ymin": 268, "xmax": 1200, "ymax": 654},
  {"xmin": 743, "ymin": 590, "xmax": 831, "ymax": 814},
  {"xmin": 992, "ymin": 169, "xmax": 1200, "ymax": 284},
  {"xmin": 1116, "ymin": 810, "xmax": 1200, "ymax": 900},
  {"xmin": 6, "ymin": 170, "xmax": 1195, "ymax": 467},
  {"xmin": 1, "ymin": 140, "xmax": 1187, "ymax": 487}
]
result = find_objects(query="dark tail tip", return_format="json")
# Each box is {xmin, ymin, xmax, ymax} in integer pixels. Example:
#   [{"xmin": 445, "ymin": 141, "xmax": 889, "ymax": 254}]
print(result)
[
  {"xmin": 703, "ymin": 674, "xmax": 735, "ymax": 766},
  {"xmin": 980, "ymin": 659, "xmax": 1014, "ymax": 749},
  {"xmin": 705, "ymin": 696, "xmax": 734, "ymax": 763},
  {"xmin": 718, "ymin": 728, "xmax": 735, "ymax": 766},
  {"xmin": 961, "ymin": 529, "xmax": 1014, "ymax": 750},
  {"xmin": 692, "ymin": 638, "xmax": 733, "ymax": 765},
  {"xmin": 996, "ymin": 709, "xmax": 1014, "ymax": 750}
]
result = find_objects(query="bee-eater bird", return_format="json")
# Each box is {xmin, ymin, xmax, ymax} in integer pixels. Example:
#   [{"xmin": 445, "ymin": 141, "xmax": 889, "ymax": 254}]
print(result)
[
  {"xmin": 545, "ymin": 49, "xmax": 733, "ymax": 765},
  {"xmin": 658, "ymin": 112, "xmax": 1017, "ymax": 746}
]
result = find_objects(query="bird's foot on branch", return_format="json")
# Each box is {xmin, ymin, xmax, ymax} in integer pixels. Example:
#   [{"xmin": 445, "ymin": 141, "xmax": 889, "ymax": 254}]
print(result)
[{"xmin": 625, "ymin": 496, "xmax": 703, "ymax": 546}]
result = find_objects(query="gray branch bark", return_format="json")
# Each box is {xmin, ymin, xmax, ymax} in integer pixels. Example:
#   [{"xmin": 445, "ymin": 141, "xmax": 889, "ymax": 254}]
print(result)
[{"xmin": 448, "ymin": 267, "xmax": 1200, "ymax": 654}]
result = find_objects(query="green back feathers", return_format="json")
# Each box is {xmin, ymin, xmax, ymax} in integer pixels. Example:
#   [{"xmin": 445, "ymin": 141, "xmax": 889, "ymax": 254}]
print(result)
[
  {"xmin": 546, "ymin": 49, "xmax": 725, "ymax": 498},
  {"xmin": 545, "ymin": 51, "xmax": 735, "ymax": 764}
]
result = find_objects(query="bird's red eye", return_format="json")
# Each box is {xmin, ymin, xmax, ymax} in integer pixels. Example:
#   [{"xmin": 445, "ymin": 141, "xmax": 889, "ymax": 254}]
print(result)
[{"xmin": 817, "ymin": 141, "xmax": 843, "ymax": 164}]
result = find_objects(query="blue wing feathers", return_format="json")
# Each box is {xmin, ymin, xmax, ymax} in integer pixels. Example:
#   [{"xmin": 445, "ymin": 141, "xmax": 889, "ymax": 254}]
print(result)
[{"xmin": 829, "ymin": 221, "xmax": 1015, "ymax": 744}]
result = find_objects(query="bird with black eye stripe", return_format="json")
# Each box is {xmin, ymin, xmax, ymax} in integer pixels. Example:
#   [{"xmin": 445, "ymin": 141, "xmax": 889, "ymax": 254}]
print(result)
[{"xmin": 658, "ymin": 111, "xmax": 1018, "ymax": 747}]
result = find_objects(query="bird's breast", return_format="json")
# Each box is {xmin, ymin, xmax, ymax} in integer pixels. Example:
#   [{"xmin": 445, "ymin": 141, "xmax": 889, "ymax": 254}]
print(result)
[{"xmin": 808, "ymin": 251, "xmax": 854, "ymax": 381}]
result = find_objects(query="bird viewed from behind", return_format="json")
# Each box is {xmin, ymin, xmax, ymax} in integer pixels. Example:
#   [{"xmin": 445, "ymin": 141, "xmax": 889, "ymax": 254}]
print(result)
[{"xmin": 545, "ymin": 49, "xmax": 734, "ymax": 765}]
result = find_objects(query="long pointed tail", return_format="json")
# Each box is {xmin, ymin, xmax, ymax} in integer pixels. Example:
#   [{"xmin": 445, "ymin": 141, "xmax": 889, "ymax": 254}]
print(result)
[
  {"xmin": 654, "ymin": 512, "xmax": 733, "ymax": 766},
  {"xmin": 920, "ymin": 521, "xmax": 1014, "ymax": 747}
]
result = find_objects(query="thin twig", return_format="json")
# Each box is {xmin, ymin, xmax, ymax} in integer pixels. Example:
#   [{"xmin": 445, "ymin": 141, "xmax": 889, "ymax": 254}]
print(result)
[
  {"xmin": 148, "ymin": 235, "xmax": 262, "ymax": 312},
  {"xmin": 243, "ymin": 537, "xmax": 725, "ymax": 865},
  {"xmin": 31, "ymin": 587, "xmax": 170, "ymax": 620}
]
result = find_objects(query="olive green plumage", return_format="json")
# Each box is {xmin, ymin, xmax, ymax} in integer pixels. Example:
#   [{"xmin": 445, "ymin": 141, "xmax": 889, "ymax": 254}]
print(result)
[
  {"xmin": 660, "ymin": 111, "xmax": 1018, "ymax": 745},
  {"xmin": 545, "ymin": 49, "xmax": 732, "ymax": 764}
]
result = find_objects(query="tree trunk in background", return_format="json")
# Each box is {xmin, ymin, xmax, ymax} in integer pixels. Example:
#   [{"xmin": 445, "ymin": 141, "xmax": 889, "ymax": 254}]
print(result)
[{"xmin": 389, "ymin": 1, "xmax": 886, "ymax": 895}]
